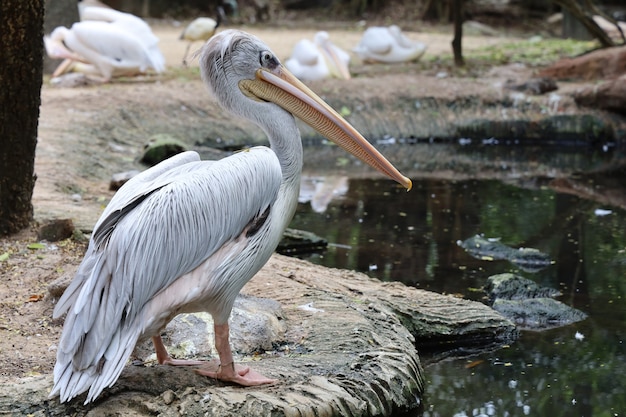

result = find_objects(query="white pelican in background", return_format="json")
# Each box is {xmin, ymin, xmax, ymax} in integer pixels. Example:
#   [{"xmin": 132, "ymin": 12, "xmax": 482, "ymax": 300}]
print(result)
[
  {"xmin": 354, "ymin": 25, "xmax": 426, "ymax": 63},
  {"xmin": 44, "ymin": 7, "xmax": 165, "ymax": 81},
  {"xmin": 180, "ymin": 7, "xmax": 225, "ymax": 66},
  {"xmin": 285, "ymin": 31, "xmax": 351, "ymax": 81},
  {"xmin": 50, "ymin": 29, "xmax": 411, "ymax": 404}
]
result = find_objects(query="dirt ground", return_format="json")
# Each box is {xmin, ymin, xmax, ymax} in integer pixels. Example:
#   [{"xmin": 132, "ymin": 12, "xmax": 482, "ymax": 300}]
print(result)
[{"xmin": 0, "ymin": 24, "xmax": 529, "ymax": 385}]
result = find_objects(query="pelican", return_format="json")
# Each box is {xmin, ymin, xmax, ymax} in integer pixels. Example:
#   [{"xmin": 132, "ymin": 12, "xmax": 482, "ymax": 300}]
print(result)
[
  {"xmin": 180, "ymin": 8, "xmax": 225, "ymax": 66},
  {"xmin": 285, "ymin": 31, "xmax": 351, "ymax": 81},
  {"xmin": 49, "ymin": 29, "xmax": 411, "ymax": 404},
  {"xmin": 44, "ymin": 7, "xmax": 165, "ymax": 81},
  {"xmin": 354, "ymin": 25, "xmax": 426, "ymax": 63}
]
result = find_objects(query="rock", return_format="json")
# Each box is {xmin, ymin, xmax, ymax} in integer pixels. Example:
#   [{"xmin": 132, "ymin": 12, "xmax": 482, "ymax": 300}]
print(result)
[
  {"xmin": 18, "ymin": 254, "xmax": 515, "ymax": 416},
  {"xmin": 37, "ymin": 218, "xmax": 75, "ymax": 242},
  {"xmin": 485, "ymin": 273, "xmax": 588, "ymax": 330},
  {"xmin": 458, "ymin": 235, "xmax": 552, "ymax": 272},
  {"xmin": 456, "ymin": 114, "xmax": 614, "ymax": 143},
  {"xmin": 492, "ymin": 298, "xmax": 588, "ymax": 329},
  {"xmin": 249, "ymin": 256, "xmax": 517, "ymax": 352},
  {"xmin": 277, "ymin": 227, "xmax": 328, "ymax": 255},
  {"xmin": 504, "ymin": 77, "xmax": 558, "ymax": 95},
  {"xmin": 49, "ymin": 73, "xmax": 99, "ymax": 87},
  {"xmin": 537, "ymin": 44, "xmax": 626, "ymax": 81},
  {"xmin": 140, "ymin": 134, "xmax": 189, "ymax": 166},
  {"xmin": 536, "ymin": 114, "xmax": 614, "ymax": 142},
  {"xmin": 573, "ymin": 74, "xmax": 626, "ymax": 115},
  {"xmin": 47, "ymin": 270, "xmax": 76, "ymax": 298},
  {"xmin": 134, "ymin": 295, "xmax": 286, "ymax": 361},
  {"xmin": 110, "ymin": 170, "xmax": 141, "ymax": 191},
  {"xmin": 485, "ymin": 273, "xmax": 560, "ymax": 301},
  {"xmin": 162, "ymin": 389, "xmax": 176, "ymax": 405}
]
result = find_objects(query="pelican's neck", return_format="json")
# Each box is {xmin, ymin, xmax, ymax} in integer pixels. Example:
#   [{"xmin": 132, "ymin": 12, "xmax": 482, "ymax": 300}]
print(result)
[{"xmin": 259, "ymin": 110, "xmax": 304, "ymax": 188}]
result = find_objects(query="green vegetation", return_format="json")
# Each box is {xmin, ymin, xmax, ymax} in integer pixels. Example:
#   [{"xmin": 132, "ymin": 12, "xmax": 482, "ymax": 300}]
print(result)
[
  {"xmin": 474, "ymin": 38, "xmax": 597, "ymax": 66},
  {"xmin": 424, "ymin": 38, "xmax": 598, "ymax": 74}
]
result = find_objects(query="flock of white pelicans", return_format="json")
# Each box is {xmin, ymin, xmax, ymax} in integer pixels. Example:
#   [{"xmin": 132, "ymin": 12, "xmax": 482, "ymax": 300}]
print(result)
[{"xmin": 44, "ymin": 5, "xmax": 428, "ymax": 83}]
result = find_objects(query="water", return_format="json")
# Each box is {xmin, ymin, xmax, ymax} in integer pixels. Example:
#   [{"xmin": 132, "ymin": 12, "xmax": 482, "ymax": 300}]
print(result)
[{"xmin": 289, "ymin": 175, "xmax": 626, "ymax": 416}]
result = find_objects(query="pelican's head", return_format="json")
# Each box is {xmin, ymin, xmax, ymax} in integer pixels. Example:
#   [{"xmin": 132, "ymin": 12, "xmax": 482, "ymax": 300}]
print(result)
[
  {"xmin": 199, "ymin": 29, "xmax": 412, "ymax": 191},
  {"xmin": 44, "ymin": 27, "xmax": 74, "ymax": 60},
  {"xmin": 313, "ymin": 31, "xmax": 330, "ymax": 44}
]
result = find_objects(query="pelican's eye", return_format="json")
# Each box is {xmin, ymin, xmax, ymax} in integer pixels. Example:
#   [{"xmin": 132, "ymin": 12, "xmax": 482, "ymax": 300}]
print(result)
[{"xmin": 259, "ymin": 50, "xmax": 279, "ymax": 70}]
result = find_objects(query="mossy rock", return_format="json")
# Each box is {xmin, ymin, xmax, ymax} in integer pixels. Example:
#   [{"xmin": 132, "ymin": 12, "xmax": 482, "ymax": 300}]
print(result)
[{"xmin": 140, "ymin": 134, "xmax": 189, "ymax": 166}]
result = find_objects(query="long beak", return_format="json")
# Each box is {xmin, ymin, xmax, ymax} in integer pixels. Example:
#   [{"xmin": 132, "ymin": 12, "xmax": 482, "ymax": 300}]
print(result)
[
  {"xmin": 319, "ymin": 42, "xmax": 351, "ymax": 80},
  {"xmin": 239, "ymin": 66, "xmax": 412, "ymax": 191}
]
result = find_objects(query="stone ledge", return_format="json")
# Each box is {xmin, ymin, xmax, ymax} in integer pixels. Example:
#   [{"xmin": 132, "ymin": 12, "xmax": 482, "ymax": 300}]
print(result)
[{"xmin": 0, "ymin": 254, "xmax": 515, "ymax": 416}]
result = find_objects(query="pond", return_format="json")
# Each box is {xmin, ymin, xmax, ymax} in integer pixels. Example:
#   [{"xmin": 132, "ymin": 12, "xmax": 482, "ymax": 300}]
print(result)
[{"xmin": 288, "ymin": 151, "xmax": 626, "ymax": 416}]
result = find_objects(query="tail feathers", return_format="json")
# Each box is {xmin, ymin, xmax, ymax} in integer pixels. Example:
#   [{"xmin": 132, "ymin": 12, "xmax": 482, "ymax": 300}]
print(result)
[
  {"xmin": 50, "ymin": 324, "xmax": 140, "ymax": 404},
  {"xmin": 73, "ymin": 282, "xmax": 130, "ymax": 370},
  {"xmin": 51, "ymin": 251, "xmax": 142, "ymax": 403},
  {"xmin": 148, "ymin": 47, "xmax": 166, "ymax": 73},
  {"xmin": 52, "ymin": 250, "xmax": 99, "ymax": 319},
  {"xmin": 58, "ymin": 256, "xmax": 131, "ymax": 366}
]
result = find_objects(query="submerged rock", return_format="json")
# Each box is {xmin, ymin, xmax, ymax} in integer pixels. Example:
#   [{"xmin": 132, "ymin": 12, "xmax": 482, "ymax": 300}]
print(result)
[
  {"xmin": 485, "ymin": 273, "xmax": 588, "ymax": 330},
  {"xmin": 485, "ymin": 273, "xmax": 561, "ymax": 301},
  {"xmin": 458, "ymin": 235, "xmax": 552, "ymax": 272},
  {"xmin": 492, "ymin": 297, "xmax": 588, "ymax": 329}
]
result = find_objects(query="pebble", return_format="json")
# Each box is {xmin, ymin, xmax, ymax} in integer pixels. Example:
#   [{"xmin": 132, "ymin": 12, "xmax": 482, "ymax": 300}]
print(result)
[{"xmin": 162, "ymin": 389, "xmax": 175, "ymax": 405}]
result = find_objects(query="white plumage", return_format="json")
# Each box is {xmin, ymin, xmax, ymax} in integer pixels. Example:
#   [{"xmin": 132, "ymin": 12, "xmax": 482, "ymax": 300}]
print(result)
[
  {"xmin": 44, "ymin": 6, "xmax": 165, "ymax": 81},
  {"xmin": 49, "ymin": 29, "xmax": 411, "ymax": 404},
  {"xmin": 285, "ymin": 31, "xmax": 351, "ymax": 81},
  {"xmin": 354, "ymin": 25, "xmax": 426, "ymax": 63}
]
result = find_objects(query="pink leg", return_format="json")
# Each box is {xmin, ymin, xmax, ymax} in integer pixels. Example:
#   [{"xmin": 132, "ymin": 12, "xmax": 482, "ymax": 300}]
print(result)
[
  {"xmin": 152, "ymin": 335, "xmax": 205, "ymax": 366},
  {"xmin": 195, "ymin": 322, "xmax": 277, "ymax": 386}
]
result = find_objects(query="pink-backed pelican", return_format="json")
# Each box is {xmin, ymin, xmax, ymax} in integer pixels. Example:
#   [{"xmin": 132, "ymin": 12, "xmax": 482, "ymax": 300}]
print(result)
[
  {"xmin": 286, "ymin": 31, "xmax": 351, "ymax": 81},
  {"xmin": 44, "ymin": 6, "xmax": 165, "ymax": 81},
  {"xmin": 354, "ymin": 25, "xmax": 426, "ymax": 63},
  {"xmin": 50, "ymin": 29, "xmax": 411, "ymax": 404}
]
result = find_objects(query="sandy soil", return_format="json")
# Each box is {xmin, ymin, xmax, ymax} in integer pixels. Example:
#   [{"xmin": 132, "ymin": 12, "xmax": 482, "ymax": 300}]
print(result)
[{"xmin": 0, "ymin": 24, "xmax": 525, "ymax": 384}]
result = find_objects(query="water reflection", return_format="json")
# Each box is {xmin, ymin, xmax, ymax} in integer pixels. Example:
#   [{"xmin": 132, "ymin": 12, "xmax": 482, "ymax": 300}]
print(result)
[
  {"xmin": 290, "ymin": 177, "xmax": 626, "ymax": 416},
  {"xmin": 299, "ymin": 175, "xmax": 348, "ymax": 213}
]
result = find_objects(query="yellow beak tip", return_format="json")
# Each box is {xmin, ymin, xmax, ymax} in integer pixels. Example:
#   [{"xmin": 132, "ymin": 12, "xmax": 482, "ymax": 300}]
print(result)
[{"xmin": 405, "ymin": 178, "xmax": 413, "ymax": 192}]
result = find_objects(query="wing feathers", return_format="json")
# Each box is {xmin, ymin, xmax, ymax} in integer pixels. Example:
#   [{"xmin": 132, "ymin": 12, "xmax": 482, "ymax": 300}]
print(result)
[{"xmin": 52, "ymin": 147, "xmax": 282, "ymax": 403}]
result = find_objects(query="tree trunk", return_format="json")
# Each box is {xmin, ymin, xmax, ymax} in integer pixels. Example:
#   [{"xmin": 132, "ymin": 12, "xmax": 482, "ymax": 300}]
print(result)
[
  {"xmin": 554, "ymin": 0, "xmax": 615, "ymax": 47},
  {"xmin": 451, "ymin": 0, "xmax": 464, "ymax": 66},
  {"xmin": 0, "ymin": 0, "xmax": 44, "ymax": 236}
]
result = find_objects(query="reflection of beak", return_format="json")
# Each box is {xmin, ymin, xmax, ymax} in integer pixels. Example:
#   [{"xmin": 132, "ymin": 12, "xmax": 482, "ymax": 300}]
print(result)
[{"xmin": 239, "ymin": 66, "xmax": 412, "ymax": 191}]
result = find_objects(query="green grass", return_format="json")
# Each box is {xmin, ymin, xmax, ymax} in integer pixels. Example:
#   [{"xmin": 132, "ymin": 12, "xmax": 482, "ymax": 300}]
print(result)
[
  {"xmin": 421, "ymin": 38, "xmax": 599, "ymax": 75},
  {"xmin": 470, "ymin": 38, "xmax": 598, "ymax": 66}
]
